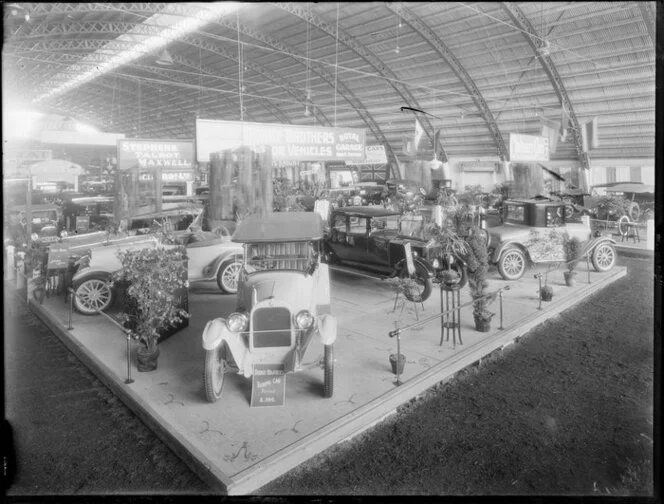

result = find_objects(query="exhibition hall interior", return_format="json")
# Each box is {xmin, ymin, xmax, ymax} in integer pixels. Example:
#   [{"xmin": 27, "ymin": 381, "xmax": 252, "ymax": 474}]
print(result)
[{"xmin": 2, "ymin": 2, "xmax": 657, "ymax": 497}]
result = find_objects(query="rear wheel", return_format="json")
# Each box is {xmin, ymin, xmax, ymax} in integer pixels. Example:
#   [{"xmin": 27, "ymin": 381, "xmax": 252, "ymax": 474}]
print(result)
[
  {"xmin": 216, "ymin": 257, "xmax": 242, "ymax": 294},
  {"xmin": 73, "ymin": 275, "xmax": 116, "ymax": 315},
  {"xmin": 617, "ymin": 215, "xmax": 631, "ymax": 236},
  {"xmin": 323, "ymin": 344, "xmax": 334, "ymax": 398},
  {"xmin": 591, "ymin": 243, "xmax": 616, "ymax": 272},
  {"xmin": 204, "ymin": 343, "xmax": 228, "ymax": 403},
  {"xmin": 498, "ymin": 248, "xmax": 526, "ymax": 280}
]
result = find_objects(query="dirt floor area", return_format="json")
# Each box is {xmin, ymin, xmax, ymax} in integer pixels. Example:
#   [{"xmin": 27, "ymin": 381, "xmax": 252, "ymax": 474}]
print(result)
[{"xmin": 4, "ymin": 254, "xmax": 656, "ymax": 496}]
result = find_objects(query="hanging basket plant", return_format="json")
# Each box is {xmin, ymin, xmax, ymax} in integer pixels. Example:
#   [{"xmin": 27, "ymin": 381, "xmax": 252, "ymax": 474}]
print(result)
[{"xmin": 112, "ymin": 246, "xmax": 190, "ymax": 361}]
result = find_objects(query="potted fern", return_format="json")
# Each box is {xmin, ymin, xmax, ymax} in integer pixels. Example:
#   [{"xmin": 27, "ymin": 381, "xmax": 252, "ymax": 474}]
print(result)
[
  {"xmin": 563, "ymin": 236, "xmax": 582, "ymax": 287},
  {"xmin": 113, "ymin": 245, "xmax": 190, "ymax": 372},
  {"xmin": 464, "ymin": 227, "xmax": 494, "ymax": 332}
]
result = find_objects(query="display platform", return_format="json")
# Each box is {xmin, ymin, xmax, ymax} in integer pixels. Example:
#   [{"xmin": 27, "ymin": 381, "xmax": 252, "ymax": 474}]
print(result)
[{"xmin": 25, "ymin": 262, "xmax": 626, "ymax": 495}]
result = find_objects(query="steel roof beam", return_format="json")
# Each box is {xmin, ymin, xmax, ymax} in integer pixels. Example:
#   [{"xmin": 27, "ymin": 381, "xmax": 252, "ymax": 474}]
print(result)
[
  {"xmin": 386, "ymin": 2, "xmax": 508, "ymax": 161},
  {"xmin": 274, "ymin": 2, "xmax": 449, "ymax": 165},
  {"xmin": 502, "ymin": 2, "xmax": 589, "ymax": 169},
  {"xmin": 637, "ymin": 1, "xmax": 656, "ymax": 48},
  {"xmin": 207, "ymin": 16, "xmax": 400, "ymax": 170}
]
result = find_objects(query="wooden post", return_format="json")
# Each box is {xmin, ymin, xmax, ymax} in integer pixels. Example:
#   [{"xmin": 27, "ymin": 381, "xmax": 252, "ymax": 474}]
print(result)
[{"xmin": 208, "ymin": 151, "xmax": 235, "ymax": 231}]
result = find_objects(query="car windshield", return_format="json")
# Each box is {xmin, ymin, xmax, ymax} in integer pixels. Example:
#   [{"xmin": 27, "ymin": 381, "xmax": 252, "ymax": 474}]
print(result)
[
  {"xmin": 372, "ymin": 215, "xmax": 399, "ymax": 231},
  {"xmin": 506, "ymin": 204, "xmax": 525, "ymax": 223}
]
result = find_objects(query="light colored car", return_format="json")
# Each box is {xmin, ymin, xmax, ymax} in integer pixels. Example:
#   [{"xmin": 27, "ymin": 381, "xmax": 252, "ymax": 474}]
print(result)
[
  {"xmin": 201, "ymin": 212, "xmax": 337, "ymax": 403},
  {"xmin": 69, "ymin": 207, "xmax": 243, "ymax": 315},
  {"xmin": 488, "ymin": 197, "xmax": 617, "ymax": 280}
]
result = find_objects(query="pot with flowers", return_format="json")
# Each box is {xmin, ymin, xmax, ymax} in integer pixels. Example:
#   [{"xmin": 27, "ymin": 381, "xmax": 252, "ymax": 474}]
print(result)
[
  {"xmin": 463, "ymin": 226, "xmax": 494, "ymax": 332},
  {"xmin": 563, "ymin": 236, "xmax": 582, "ymax": 287},
  {"xmin": 113, "ymin": 245, "xmax": 190, "ymax": 372}
]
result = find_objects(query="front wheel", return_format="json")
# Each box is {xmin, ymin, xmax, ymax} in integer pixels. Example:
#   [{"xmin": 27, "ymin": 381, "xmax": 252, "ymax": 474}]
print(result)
[
  {"xmin": 73, "ymin": 275, "xmax": 116, "ymax": 315},
  {"xmin": 216, "ymin": 257, "xmax": 243, "ymax": 294},
  {"xmin": 591, "ymin": 243, "xmax": 616, "ymax": 272},
  {"xmin": 323, "ymin": 344, "xmax": 334, "ymax": 398},
  {"xmin": 498, "ymin": 248, "xmax": 527, "ymax": 280},
  {"xmin": 401, "ymin": 263, "xmax": 433, "ymax": 303},
  {"xmin": 204, "ymin": 343, "xmax": 228, "ymax": 403}
]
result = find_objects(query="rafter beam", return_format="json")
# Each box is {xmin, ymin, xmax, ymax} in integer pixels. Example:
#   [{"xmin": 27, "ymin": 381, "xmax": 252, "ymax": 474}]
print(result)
[
  {"xmin": 386, "ymin": 3, "xmax": 508, "ymax": 161},
  {"xmin": 637, "ymin": 1, "xmax": 656, "ymax": 49},
  {"xmin": 501, "ymin": 2, "xmax": 589, "ymax": 169}
]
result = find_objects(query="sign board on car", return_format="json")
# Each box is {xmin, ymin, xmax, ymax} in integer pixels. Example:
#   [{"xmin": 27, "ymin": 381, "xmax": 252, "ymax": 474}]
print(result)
[{"xmin": 250, "ymin": 364, "xmax": 286, "ymax": 407}]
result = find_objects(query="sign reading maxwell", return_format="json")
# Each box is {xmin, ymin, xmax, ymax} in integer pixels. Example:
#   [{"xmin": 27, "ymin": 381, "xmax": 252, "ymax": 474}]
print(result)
[
  {"xmin": 196, "ymin": 118, "xmax": 366, "ymax": 163},
  {"xmin": 118, "ymin": 139, "xmax": 194, "ymax": 172}
]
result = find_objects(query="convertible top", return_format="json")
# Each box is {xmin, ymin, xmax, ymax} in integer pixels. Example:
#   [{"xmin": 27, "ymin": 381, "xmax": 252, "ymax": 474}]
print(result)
[
  {"xmin": 233, "ymin": 212, "xmax": 325, "ymax": 242},
  {"xmin": 333, "ymin": 206, "xmax": 401, "ymax": 218}
]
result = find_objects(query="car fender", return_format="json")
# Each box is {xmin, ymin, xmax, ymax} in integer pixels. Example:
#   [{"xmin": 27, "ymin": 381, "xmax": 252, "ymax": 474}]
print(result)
[
  {"xmin": 71, "ymin": 267, "xmax": 114, "ymax": 285},
  {"xmin": 394, "ymin": 256, "xmax": 435, "ymax": 277},
  {"xmin": 201, "ymin": 318, "xmax": 252, "ymax": 376},
  {"xmin": 208, "ymin": 252, "xmax": 243, "ymax": 278},
  {"xmin": 493, "ymin": 241, "xmax": 531, "ymax": 265},
  {"xmin": 586, "ymin": 236, "xmax": 616, "ymax": 255},
  {"xmin": 317, "ymin": 313, "xmax": 337, "ymax": 345}
]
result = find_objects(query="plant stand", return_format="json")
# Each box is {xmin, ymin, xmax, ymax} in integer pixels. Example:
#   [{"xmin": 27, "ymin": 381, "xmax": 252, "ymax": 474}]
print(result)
[{"xmin": 439, "ymin": 284, "xmax": 462, "ymax": 347}]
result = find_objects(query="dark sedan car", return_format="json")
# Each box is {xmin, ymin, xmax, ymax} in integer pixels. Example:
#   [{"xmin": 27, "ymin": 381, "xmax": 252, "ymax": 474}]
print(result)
[{"xmin": 324, "ymin": 206, "xmax": 467, "ymax": 302}]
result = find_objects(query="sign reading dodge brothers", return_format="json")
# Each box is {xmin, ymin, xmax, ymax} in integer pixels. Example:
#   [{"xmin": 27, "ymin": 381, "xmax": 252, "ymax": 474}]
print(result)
[{"xmin": 195, "ymin": 118, "xmax": 366, "ymax": 163}]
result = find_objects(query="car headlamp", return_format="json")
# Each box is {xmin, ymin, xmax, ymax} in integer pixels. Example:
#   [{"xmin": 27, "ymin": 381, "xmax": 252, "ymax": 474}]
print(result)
[
  {"xmin": 432, "ymin": 258, "xmax": 440, "ymax": 269},
  {"xmin": 31, "ymin": 233, "xmax": 39, "ymax": 242},
  {"xmin": 227, "ymin": 312, "xmax": 249, "ymax": 332},
  {"xmin": 295, "ymin": 310, "xmax": 314, "ymax": 329},
  {"xmin": 60, "ymin": 231, "xmax": 69, "ymax": 238},
  {"xmin": 412, "ymin": 250, "xmax": 418, "ymax": 257}
]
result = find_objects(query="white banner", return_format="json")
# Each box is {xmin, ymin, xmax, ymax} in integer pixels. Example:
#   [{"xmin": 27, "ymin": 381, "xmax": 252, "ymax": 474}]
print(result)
[{"xmin": 509, "ymin": 133, "xmax": 549, "ymax": 162}]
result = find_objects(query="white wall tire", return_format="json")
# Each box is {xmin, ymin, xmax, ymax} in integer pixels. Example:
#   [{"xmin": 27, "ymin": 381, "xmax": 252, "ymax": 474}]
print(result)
[
  {"xmin": 204, "ymin": 344, "xmax": 227, "ymax": 403},
  {"xmin": 498, "ymin": 248, "xmax": 526, "ymax": 280},
  {"xmin": 216, "ymin": 257, "xmax": 242, "ymax": 294},
  {"xmin": 591, "ymin": 243, "xmax": 616, "ymax": 272},
  {"xmin": 73, "ymin": 275, "xmax": 116, "ymax": 315}
]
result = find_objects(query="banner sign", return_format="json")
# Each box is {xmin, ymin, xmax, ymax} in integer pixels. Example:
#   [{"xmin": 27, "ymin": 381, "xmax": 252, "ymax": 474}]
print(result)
[
  {"xmin": 196, "ymin": 119, "xmax": 366, "ymax": 163},
  {"xmin": 250, "ymin": 364, "xmax": 286, "ymax": 407},
  {"xmin": 509, "ymin": 134, "xmax": 550, "ymax": 162},
  {"xmin": 346, "ymin": 145, "xmax": 387, "ymax": 165},
  {"xmin": 118, "ymin": 139, "xmax": 194, "ymax": 172}
]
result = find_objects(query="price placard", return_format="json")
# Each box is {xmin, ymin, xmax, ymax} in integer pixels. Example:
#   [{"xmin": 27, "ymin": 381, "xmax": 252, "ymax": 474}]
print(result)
[{"xmin": 250, "ymin": 364, "xmax": 286, "ymax": 407}]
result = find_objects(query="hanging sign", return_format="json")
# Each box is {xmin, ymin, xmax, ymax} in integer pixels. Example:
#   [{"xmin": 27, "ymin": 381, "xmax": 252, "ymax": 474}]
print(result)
[
  {"xmin": 250, "ymin": 364, "xmax": 286, "ymax": 407},
  {"xmin": 196, "ymin": 119, "xmax": 366, "ymax": 163},
  {"xmin": 118, "ymin": 139, "xmax": 194, "ymax": 171},
  {"xmin": 509, "ymin": 134, "xmax": 550, "ymax": 162}
]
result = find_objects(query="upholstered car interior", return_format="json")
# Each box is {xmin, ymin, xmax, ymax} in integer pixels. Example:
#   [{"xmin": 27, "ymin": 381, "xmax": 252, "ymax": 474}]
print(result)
[{"xmin": 248, "ymin": 242, "xmax": 310, "ymax": 271}]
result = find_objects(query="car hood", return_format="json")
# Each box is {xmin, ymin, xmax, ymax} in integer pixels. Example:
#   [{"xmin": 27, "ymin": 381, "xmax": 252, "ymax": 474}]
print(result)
[{"xmin": 237, "ymin": 271, "xmax": 315, "ymax": 311}]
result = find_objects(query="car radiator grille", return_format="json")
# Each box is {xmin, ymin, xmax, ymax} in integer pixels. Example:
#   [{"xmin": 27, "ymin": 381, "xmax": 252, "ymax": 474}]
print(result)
[{"xmin": 252, "ymin": 307, "xmax": 292, "ymax": 348}]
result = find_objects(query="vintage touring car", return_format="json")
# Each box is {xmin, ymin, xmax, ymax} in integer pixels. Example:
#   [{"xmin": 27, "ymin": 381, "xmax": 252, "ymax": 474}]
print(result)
[
  {"xmin": 488, "ymin": 197, "xmax": 617, "ymax": 280},
  {"xmin": 323, "ymin": 206, "xmax": 468, "ymax": 302},
  {"xmin": 201, "ymin": 212, "xmax": 337, "ymax": 403}
]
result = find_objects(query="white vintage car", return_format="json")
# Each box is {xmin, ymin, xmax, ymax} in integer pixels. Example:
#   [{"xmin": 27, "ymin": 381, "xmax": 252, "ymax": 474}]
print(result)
[
  {"xmin": 68, "ymin": 207, "xmax": 243, "ymax": 315},
  {"xmin": 201, "ymin": 212, "xmax": 337, "ymax": 403}
]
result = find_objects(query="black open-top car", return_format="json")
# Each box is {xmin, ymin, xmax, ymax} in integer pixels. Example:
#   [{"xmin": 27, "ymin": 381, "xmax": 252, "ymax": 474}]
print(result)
[{"xmin": 324, "ymin": 206, "xmax": 467, "ymax": 302}]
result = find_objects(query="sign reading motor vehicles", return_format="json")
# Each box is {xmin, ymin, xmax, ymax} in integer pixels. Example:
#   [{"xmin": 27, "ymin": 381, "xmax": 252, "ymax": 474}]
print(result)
[{"xmin": 195, "ymin": 118, "xmax": 366, "ymax": 163}]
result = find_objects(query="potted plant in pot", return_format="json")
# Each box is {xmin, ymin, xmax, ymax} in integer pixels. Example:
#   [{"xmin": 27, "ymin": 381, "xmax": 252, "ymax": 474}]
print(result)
[
  {"xmin": 540, "ymin": 273, "xmax": 554, "ymax": 301},
  {"xmin": 113, "ymin": 245, "xmax": 190, "ymax": 372},
  {"xmin": 563, "ymin": 236, "xmax": 582, "ymax": 287},
  {"xmin": 463, "ymin": 227, "xmax": 494, "ymax": 332}
]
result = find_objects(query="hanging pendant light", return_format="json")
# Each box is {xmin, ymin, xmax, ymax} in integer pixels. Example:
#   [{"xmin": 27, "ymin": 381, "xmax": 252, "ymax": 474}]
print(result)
[{"xmin": 156, "ymin": 49, "xmax": 174, "ymax": 66}]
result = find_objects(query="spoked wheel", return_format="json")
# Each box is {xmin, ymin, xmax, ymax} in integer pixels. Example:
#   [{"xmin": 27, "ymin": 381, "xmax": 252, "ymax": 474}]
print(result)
[
  {"xmin": 73, "ymin": 275, "xmax": 116, "ymax": 315},
  {"xmin": 401, "ymin": 263, "xmax": 432, "ymax": 303},
  {"xmin": 627, "ymin": 202, "xmax": 641, "ymax": 221},
  {"xmin": 591, "ymin": 243, "xmax": 616, "ymax": 272},
  {"xmin": 617, "ymin": 215, "xmax": 631, "ymax": 237},
  {"xmin": 204, "ymin": 343, "xmax": 228, "ymax": 403},
  {"xmin": 323, "ymin": 344, "xmax": 334, "ymax": 398},
  {"xmin": 217, "ymin": 257, "xmax": 243, "ymax": 294},
  {"xmin": 498, "ymin": 248, "xmax": 527, "ymax": 280}
]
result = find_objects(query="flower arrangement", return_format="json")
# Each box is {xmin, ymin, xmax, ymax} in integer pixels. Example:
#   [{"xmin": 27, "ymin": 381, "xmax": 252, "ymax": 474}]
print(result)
[{"xmin": 112, "ymin": 245, "xmax": 190, "ymax": 353}]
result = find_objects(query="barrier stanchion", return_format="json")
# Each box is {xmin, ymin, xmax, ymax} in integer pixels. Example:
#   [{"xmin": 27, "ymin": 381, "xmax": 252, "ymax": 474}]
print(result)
[
  {"xmin": 67, "ymin": 288, "xmax": 74, "ymax": 330},
  {"xmin": 389, "ymin": 328, "xmax": 402, "ymax": 386},
  {"xmin": 534, "ymin": 273, "xmax": 543, "ymax": 310},
  {"xmin": 125, "ymin": 330, "xmax": 134, "ymax": 384},
  {"xmin": 498, "ymin": 285, "xmax": 510, "ymax": 329},
  {"xmin": 586, "ymin": 254, "xmax": 591, "ymax": 284}
]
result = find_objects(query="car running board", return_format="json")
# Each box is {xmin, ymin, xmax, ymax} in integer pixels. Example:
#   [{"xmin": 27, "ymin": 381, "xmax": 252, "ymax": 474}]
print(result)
[{"xmin": 328, "ymin": 264, "xmax": 391, "ymax": 281}]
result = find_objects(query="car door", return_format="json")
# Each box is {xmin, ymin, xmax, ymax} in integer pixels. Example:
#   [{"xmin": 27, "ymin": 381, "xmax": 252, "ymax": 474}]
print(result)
[
  {"xmin": 346, "ymin": 217, "xmax": 371, "ymax": 263},
  {"xmin": 326, "ymin": 213, "xmax": 350, "ymax": 261}
]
